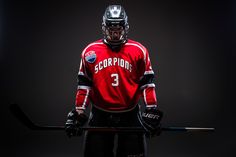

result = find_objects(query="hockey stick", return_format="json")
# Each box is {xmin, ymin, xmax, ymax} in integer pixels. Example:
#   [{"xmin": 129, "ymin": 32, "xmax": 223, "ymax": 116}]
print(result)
[{"xmin": 10, "ymin": 104, "xmax": 215, "ymax": 132}]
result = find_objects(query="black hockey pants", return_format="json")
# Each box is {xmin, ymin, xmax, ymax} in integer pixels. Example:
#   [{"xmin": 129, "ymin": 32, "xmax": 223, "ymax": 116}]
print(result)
[{"xmin": 83, "ymin": 105, "xmax": 147, "ymax": 157}]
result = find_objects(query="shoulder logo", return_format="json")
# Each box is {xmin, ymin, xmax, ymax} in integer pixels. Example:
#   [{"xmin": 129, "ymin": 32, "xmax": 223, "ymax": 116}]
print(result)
[{"xmin": 85, "ymin": 51, "xmax": 96, "ymax": 63}]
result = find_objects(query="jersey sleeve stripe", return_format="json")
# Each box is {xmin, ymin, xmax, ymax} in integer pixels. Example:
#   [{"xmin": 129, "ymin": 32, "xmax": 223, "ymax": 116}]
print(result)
[
  {"xmin": 146, "ymin": 104, "xmax": 157, "ymax": 108},
  {"xmin": 144, "ymin": 70, "xmax": 154, "ymax": 75},
  {"xmin": 81, "ymin": 42, "xmax": 104, "ymax": 56},
  {"xmin": 125, "ymin": 43, "xmax": 147, "ymax": 63},
  {"xmin": 80, "ymin": 42, "xmax": 104, "ymax": 79},
  {"xmin": 140, "ymin": 83, "xmax": 155, "ymax": 90},
  {"xmin": 78, "ymin": 71, "xmax": 85, "ymax": 76},
  {"xmin": 143, "ymin": 88, "xmax": 147, "ymax": 105},
  {"xmin": 76, "ymin": 106, "xmax": 86, "ymax": 110},
  {"xmin": 77, "ymin": 85, "xmax": 92, "ymax": 90},
  {"xmin": 82, "ymin": 89, "xmax": 90, "ymax": 109}
]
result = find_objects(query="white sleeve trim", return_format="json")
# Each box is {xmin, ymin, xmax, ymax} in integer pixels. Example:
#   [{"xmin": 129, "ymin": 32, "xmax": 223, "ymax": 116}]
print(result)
[
  {"xmin": 77, "ymin": 85, "xmax": 91, "ymax": 90},
  {"xmin": 125, "ymin": 43, "xmax": 147, "ymax": 64},
  {"xmin": 146, "ymin": 105, "xmax": 158, "ymax": 108},
  {"xmin": 80, "ymin": 42, "xmax": 104, "ymax": 80},
  {"xmin": 78, "ymin": 71, "xmax": 85, "ymax": 75},
  {"xmin": 81, "ymin": 42, "xmax": 104, "ymax": 56},
  {"xmin": 143, "ymin": 88, "xmax": 147, "ymax": 105},
  {"xmin": 82, "ymin": 89, "xmax": 89, "ymax": 109},
  {"xmin": 144, "ymin": 70, "xmax": 154, "ymax": 75},
  {"xmin": 140, "ymin": 83, "xmax": 155, "ymax": 90},
  {"xmin": 76, "ymin": 106, "xmax": 86, "ymax": 110}
]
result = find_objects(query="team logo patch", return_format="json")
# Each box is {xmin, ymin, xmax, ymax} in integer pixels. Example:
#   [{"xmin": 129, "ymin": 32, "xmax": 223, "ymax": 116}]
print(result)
[{"xmin": 85, "ymin": 51, "xmax": 96, "ymax": 63}]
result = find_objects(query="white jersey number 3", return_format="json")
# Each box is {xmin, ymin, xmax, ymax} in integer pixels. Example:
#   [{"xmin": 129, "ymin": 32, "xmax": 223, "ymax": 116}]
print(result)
[{"xmin": 111, "ymin": 73, "xmax": 119, "ymax": 86}]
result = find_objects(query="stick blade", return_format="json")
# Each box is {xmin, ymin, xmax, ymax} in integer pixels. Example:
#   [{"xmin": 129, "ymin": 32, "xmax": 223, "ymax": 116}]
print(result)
[
  {"xmin": 10, "ymin": 104, "xmax": 65, "ymax": 131},
  {"xmin": 10, "ymin": 104, "xmax": 39, "ymax": 130}
]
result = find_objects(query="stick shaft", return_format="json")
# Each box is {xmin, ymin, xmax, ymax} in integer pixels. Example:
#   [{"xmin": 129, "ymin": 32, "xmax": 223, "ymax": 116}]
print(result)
[
  {"xmin": 28, "ymin": 125, "xmax": 215, "ymax": 132},
  {"xmin": 162, "ymin": 127, "xmax": 215, "ymax": 132},
  {"xmin": 10, "ymin": 104, "xmax": 215, "ymax": 132}
]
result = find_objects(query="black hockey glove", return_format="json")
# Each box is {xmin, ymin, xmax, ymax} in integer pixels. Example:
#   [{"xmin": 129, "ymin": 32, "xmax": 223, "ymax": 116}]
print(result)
[
  {"xmin": 65, "ymin": 109, "xmax": 88, "ymax": 137},
  {"xmin": 140, "ymin": 108, "xmax": 163, "ymax": 137}
]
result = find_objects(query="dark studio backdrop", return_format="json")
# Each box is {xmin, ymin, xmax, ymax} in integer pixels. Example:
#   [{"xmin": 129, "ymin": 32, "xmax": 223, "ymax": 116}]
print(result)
[{"xmin": 1, "ymin": 0, "xmax": 235, "ymax": 156}]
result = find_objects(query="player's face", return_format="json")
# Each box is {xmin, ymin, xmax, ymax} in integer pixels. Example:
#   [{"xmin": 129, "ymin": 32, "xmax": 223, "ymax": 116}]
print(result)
[{"xmin": 105, "ymin": 25, "xmax": 125, "ymax": 42}]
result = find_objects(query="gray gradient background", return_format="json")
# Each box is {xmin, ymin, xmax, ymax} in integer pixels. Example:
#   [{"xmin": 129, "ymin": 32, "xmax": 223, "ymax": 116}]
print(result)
[{"xmin": 1, "ymin": 0, "xmax": 235, "ymax": 156}]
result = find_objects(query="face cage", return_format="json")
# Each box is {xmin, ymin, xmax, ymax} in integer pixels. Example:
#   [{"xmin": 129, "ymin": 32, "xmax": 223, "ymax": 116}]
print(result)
[{"xmin": 103, "ymin": 24, "xmax": 128, "ymax": 45}]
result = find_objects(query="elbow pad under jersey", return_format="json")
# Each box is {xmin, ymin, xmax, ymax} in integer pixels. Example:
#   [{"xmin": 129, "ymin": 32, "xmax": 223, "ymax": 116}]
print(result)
[
  {"xmin": 75, "ymin": 75, "xmax": 92, "ymax": 110},
  {"xmin": 139, "ymin": 74, "xmax": 155, "ymax": 89},
  {"xmin": 139, "ymin": 74, "xmax": 157, "ymax": 108}
]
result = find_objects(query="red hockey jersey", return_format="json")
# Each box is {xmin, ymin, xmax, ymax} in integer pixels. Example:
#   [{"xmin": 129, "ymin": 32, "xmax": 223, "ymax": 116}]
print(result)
[{"xmin": 75, "ymin": 39, "xmax": 157, "ymax": 112}]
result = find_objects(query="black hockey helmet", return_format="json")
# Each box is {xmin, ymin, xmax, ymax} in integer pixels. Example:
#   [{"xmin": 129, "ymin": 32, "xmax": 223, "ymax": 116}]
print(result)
[{"xmin": 102, "ymin": 5, "xmax": 129, "ymax": 46}]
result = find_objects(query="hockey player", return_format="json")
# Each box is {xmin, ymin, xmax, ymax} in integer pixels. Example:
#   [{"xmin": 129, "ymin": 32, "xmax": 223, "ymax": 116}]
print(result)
[{"xmin": 65, "ymin": 5, "xmax": 163, "ymax": 157}]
